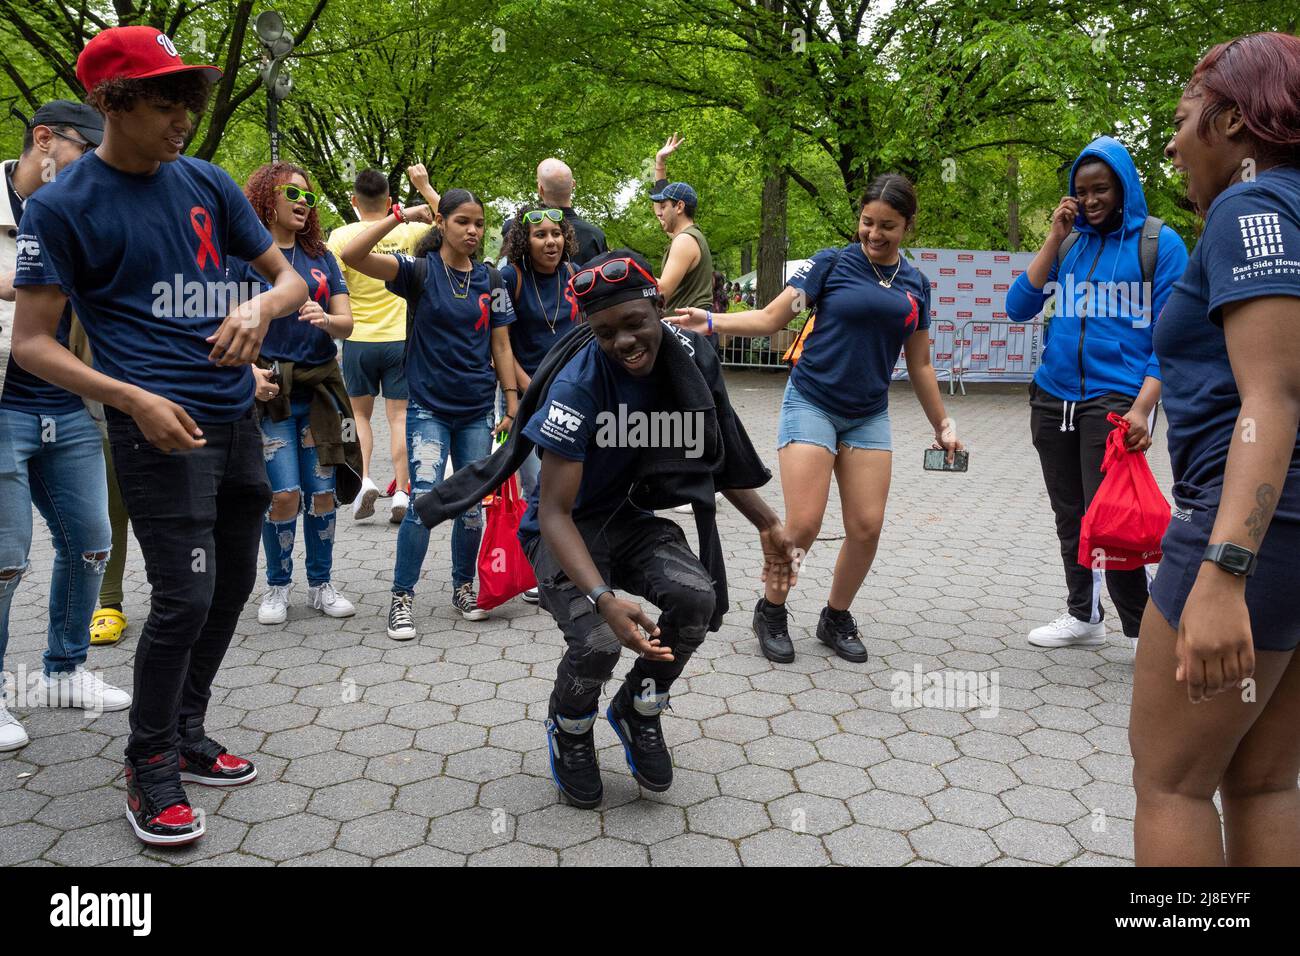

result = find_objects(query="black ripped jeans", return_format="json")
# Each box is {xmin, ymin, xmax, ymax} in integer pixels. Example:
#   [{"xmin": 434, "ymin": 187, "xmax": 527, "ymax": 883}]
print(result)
[
  {"xmin": 106, "ymin": 409, "xmax": 270, "ymax": 762},
  {"xmin": 524, "ymin": 511, "xmax": 715, "ymax": 718}
]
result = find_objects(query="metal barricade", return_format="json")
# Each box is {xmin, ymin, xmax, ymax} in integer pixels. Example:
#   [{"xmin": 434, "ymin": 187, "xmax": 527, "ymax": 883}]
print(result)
[{"xmin": 941, "ymin": 317, "xmax": 1044, "ymax": 395}]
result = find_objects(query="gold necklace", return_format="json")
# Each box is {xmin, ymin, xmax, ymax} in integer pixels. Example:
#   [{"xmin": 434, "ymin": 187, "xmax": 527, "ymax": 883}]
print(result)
[
  {"xmin": 442, "ymin": 256, "xmax": 471, "ymax": 299},
  {"xmin": 529, "ymin": 266, "xmax": 562, "ymax": 333},
  {"xmin": 867, "ymin": 253, "xmax": 901, "ymax": 288}
]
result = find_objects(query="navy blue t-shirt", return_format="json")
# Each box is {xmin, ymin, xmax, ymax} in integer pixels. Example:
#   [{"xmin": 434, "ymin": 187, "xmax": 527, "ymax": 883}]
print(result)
[
  {"xmin": 500, "ymin": 262, "xmax": 580, "ymax": 377},
  {"xmin": 518, "ymin": 339, "xmax": 660, "ymax": 541},
  {"xmin": 1153, "ymin": 165, "xmax": 1300, "ymax": 521},
  {"xmin": 13, "ymin": 153, "xmax": 274, "ymax": 422},
  {"xmin": 386, "ymin": 253, "xmax": 515, "ymax": 420},
  {"xmin": 229, "ymin": 244, "xmax": 346, "ymax": 367},
  {"xmin": 787, "ymin": 244, "xmax": 931, "ymax": 419},
  {"xmin": 1, "ymin": 304, "xmax": 81, "ymax": 416}
]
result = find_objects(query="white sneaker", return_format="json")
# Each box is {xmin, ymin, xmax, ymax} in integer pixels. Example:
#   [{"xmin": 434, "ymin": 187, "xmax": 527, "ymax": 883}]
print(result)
[
  {"xmin": 308, "ymin": 582, "xmax": 356, "ymax": 618},
  {"xmin": 258, "ymin": 585, "xmax": 291, "ymax": 625},
  {"xmin": 352, "ymin": 477, "xmax": 380, "ymax": 520},
  {"xmin": 1130, "ymin": 637, "xmax": 1139, "ymax": 653},
  {"xmin": 390, "ymin": 490, "xmax": 409, "ymax": 525},
  {"xmin": 35, "ymin": 667, "xmax": 131, "ymax": 712},
  {"xmin": 0, "ymin": 699, "xmax": 29, "ymax": 751},
  {"xmin": 1027, "ymin": 613, "xmax": 1106, "ymax": 648},
  {"xmin": 521, "ymin": 587, "xmax": 540, "ymax": 604}
]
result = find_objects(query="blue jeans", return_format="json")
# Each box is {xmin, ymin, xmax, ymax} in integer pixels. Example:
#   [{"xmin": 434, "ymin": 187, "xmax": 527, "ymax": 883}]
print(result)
[
  {"xmin": 259, "ymin": 398, "xmax": 336, "ymax": 587},
  {"xmin": 392, "ymin": 402, "xmax": 493, "ymax": 593},
  {"xmin": 0, "ymin": 406, "xmax": 111, "ymax": 675}
]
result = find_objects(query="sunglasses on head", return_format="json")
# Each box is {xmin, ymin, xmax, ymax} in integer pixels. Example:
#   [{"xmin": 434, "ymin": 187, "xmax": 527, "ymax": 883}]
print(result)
[
  {"xmin": 569, "ymin": 257, "xmax": 659, "ymax": 298},
  {"xmin": 521, "ymin": 208, "xmax": 564, "ymax": 225},
  {"xmin": 276, "ymin": 183, "xmax": 319, "ymax": 208}
]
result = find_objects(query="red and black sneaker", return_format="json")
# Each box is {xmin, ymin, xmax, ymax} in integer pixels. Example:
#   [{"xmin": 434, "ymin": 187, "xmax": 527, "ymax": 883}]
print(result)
[
  {"xmin": 179, "ymin": 736, "xmax": 257, "ymax": 786},
  {"xmin": 125, "ymin": 752, "xmax": 204, "ymax": 847},
  {"xmin": 383, "ymin": 479, "xmax": 397, "ymax": 498}
]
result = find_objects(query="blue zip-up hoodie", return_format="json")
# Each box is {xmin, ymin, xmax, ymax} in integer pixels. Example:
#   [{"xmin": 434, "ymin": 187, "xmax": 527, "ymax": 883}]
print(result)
[{"xmin": 1006, "ymin": 136, "xmax": 1189, "ymax": 402}]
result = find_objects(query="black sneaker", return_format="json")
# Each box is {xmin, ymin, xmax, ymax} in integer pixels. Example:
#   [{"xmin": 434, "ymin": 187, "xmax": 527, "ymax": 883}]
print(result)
[
  {"xmin": 606, "ymin": 682, "xmax": 673, "ymax": 792},
  {"xmin": 817, "ymin": 605, "xmax": 869, "ymax": 662},
  {"xmin": 124, "ymin": 752, "xmax": 204, "ymax": 847},
  {"xmin": 179, "ymin": 736, "xmax": 257, "ymax": 786},
  {"xmin": 753, "ymin": 598, "xmax": 795, "ymax": 663},
  {"xmin": 387, "ymin": 592, "xmax": 416, "ymax": 640},
  {"xmin": 453, "ymin": 583, "xmax": 488, "ymax": 622},
  {"xmin": 545, "ymin": 708, "xmax": 602, "ymax": 809}
]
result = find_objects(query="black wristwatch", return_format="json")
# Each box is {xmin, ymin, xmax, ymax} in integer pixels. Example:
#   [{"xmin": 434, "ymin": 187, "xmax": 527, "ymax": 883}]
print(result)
[
  {"xmin": 586, "ymin": 585, "xmax": 614, "ymax": 610},
  {"xmin": 1202, "ymin": 542, "xmax": 1258, "ymax": 577}
]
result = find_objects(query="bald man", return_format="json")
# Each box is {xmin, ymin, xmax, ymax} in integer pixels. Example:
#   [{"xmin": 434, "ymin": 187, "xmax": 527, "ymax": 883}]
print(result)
[{"xmin": 501, "ymin": 158, "xmax": 607, "ymax": 267}]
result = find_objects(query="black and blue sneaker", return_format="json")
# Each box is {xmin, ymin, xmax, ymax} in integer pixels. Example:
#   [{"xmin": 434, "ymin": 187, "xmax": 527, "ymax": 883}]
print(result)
[
  {"xmin": 544, "ymin": 708, "xmax": 602, "ymax": 809},
  {"xmin": 606, "ymin": 682, "xmax": 673, "ymax": 792}
]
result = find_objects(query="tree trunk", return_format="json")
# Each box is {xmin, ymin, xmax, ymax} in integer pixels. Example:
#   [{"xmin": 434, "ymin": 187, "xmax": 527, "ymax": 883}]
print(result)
[
  {"xmin": 758, "ymin": 172, "xmax": 788, "ymax": 307},
  {"xmin": 1007, "ymin": 145, "xmax": 1021, "ymax": 252},
  {"xmin": 740, "ymin": 242, "xmax": 752, "ymax": 276}
]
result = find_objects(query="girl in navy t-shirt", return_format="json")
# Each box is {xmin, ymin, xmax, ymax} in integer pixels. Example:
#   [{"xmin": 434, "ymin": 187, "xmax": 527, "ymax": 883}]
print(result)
[
  {"xmin": 669, "ymin": 174, "xmax": 964, "ymax": 666},
  {"xmin": 341, "ymin": 187, "xmax": 518, "ymax": 638},
  {"xmin": 231, "ymin": 162, "xmax": 355, "ymax": 627},
  {"xmin": 499, "ymin": 204, "xmax": 582, "ymax": 497},
  {"xmin": 1129, "ymin": 32, "xmax": 1300, "ymax": 867}
]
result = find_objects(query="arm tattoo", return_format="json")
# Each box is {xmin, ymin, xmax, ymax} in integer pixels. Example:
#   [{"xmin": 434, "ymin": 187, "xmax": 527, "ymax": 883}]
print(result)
[{"xmin": 1244, "ymin": 483, "xmax": 1277, "ymax": 546}]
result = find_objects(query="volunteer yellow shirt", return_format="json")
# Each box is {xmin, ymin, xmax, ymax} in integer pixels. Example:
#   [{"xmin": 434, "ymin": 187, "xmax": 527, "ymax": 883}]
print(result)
[{"xmin": 326, "ymin": 220, "xmax": 431, "ymax": 343}]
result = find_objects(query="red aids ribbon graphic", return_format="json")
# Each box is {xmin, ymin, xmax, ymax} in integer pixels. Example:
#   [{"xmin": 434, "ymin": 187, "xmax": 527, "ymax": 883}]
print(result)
[
  {"xmin": 310, "ymin": 268, "xmax": 329, "ymax": 303},
  {"xmin": 476, "ymin": 292, "xmax": 491, "ymax": 331},
  {"xmin": 190, "ymin": 206, "xmax": 221, "ymax": 270},
  {"xmin": 564, "ymin": 288, "xmax": 579, "ymax": 322},
  {"xmin": 903, "ymin": 291, "xmax": 919, "ymax": 333}
]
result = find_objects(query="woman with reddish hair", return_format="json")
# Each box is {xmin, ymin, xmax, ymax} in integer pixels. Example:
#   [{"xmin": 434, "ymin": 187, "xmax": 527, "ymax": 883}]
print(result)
[
  {"xmin": 1131, "ymin": 32, "xmax": 1300, "ymax": 865},
  {"xmin": 231, "ymin": 162, "xmax": 358, "ymax": 626}
]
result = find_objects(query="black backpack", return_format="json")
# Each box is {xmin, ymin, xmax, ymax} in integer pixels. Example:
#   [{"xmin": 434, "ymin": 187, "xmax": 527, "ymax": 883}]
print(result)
[{"xmin": 1056, "ymin": 215, "xmax": 1163, "ymax": 292}]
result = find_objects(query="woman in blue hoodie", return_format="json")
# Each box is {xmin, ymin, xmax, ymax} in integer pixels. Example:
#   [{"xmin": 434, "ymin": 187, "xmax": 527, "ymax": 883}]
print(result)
[{"xmin": 1006, "ymin": 136, "xmax": 1189, "ymax": 651}]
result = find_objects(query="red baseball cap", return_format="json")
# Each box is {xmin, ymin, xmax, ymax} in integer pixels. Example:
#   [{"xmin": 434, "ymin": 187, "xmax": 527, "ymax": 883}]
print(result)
[{"xmin": 76, "ymin": 26, "xmax": 221, "ymax": 92}]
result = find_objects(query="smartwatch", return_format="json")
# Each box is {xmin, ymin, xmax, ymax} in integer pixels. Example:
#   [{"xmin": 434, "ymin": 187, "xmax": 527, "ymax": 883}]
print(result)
[
  {"xmin": 586, "ymin": 585, "xmax": 614, "ymax": 610},
  {"xmin": 1202, "ymin": 541, "xmax": 1257, "ymax": 577}
]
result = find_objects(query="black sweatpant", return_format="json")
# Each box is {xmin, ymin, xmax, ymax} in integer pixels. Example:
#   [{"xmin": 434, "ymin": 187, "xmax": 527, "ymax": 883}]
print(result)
[
  {"xmin": 524, "ymin": 511, "xmax": 715, "ymax": 718},
  {"xmin": 107, "ymin": 409, "xmax": 270, "ymax": 761},
  {"xmin": 1028, "ymin": 382, "xmax": 1152, "ymax": 638}
]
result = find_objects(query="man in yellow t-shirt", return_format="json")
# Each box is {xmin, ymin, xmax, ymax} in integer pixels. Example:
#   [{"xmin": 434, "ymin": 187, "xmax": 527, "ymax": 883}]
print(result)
[{"xmin": 327, "ymin": 168, "xmax": 430, "ymax": 524}]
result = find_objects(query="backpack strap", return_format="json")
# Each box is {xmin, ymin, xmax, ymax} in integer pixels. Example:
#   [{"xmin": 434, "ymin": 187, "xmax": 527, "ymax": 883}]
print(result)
[
  {"xmin": 1139, "ymin": 215, "xmax": 1163, "ymax": 288},
  {"xmin": 782, "ymin": 246, "xmax": 845, "ymax": 367},
  {"xmin": 403, "ymin": 255, "xmax": 429, "ymax": 360},
  {"xmin": 512, "ymin": 263, "xmax": 523, "ymax": 303},
  {"xmin": 1055, "ymin": 230, "xmax": 1082, "ymax": 274}
]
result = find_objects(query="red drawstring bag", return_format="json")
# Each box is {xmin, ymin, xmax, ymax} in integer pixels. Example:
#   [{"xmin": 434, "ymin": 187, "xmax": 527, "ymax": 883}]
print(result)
[
  {"xmin": 1078, "ymin": 413, "xmax": 1171, "ymax": 572},
  {"xmin": 476, "ymin": 474, "xmax": 536, "ymax": 609}
]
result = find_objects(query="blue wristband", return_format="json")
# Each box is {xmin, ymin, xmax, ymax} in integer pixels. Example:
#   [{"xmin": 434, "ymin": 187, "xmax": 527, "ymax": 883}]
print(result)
[{"xmin": 706, "ymin": 310, "xmax": 713, "ymax": 334}]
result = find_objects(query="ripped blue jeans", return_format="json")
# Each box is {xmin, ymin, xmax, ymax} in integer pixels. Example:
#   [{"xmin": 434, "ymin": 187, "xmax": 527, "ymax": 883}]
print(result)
[
  {"xmin": 259, "ymin": 398, "xmax": 336, "ymax": 587},
  {"xmin": 392, "ymin": 402, "xmax": 493, "ymax": 594},
  {"xmin": 0, "ymin": 406, "xmax": 111, "ymax": 676}
]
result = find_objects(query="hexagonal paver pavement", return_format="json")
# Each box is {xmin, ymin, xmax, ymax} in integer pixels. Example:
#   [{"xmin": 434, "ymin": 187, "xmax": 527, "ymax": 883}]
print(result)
[{"xmin": 1, "ymin": 379, "xmax": 1171, "ymax": 865}]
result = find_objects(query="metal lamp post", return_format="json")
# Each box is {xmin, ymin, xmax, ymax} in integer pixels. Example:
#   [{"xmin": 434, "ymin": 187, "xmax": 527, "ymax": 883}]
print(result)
[{"xmin": 254, "ymin": 11, "xmax": 295, "ymax": 161}]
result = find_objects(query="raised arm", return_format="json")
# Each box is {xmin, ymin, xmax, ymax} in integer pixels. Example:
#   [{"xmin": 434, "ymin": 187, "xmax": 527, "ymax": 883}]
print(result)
[{"xmin": 341, "ymin": 204, "xmax": 433, "ymax": 281}]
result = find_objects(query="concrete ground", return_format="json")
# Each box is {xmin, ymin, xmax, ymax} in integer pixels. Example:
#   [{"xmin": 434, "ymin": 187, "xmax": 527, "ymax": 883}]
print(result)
[{"xmin": 1, "ymin": 372, "xmax": 1166, "ymax": 866}]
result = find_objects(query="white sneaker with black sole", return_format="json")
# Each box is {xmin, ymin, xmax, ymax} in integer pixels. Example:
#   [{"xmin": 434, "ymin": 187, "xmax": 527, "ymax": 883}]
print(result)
[
  {"xmin": 522, "ymin": 587, "xmax": 540, "ymax": 604},
  {"xmin": 258, "ymin": 584, "xmax": 290, "ymax": 625},
  {"xmin": 1027, "ymin": 612, "xmax": 1106, "ymax": 648},
  {"xmin": 387, "ymin": 593, "xmax": 416, "ymax": 640},
  {"xmin": 308, "ymin": 582, "xmax": 356, "ymax": 618}
]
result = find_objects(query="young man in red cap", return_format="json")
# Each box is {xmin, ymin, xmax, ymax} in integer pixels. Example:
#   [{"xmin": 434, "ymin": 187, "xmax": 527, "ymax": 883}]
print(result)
[{"xmin": 11, "ymin": 25, "xmax": 307, "ymax": 846}]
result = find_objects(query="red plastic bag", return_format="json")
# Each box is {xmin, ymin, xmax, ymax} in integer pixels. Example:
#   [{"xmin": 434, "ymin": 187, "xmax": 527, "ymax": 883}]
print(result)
[
  {"xmin": 1078, "ymin": 413, "xmax": 1170, "ymax": 572},
  {"xmin": 475, "ymin": 474, "xmax": 536, "ymax": 610}
]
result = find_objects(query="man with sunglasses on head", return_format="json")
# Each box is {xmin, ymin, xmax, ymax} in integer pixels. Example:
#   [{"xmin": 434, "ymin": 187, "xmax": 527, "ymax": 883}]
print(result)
[
  {"xmin": 500, "ymin": 158, "xmax": 607, "ymax": 268},
  {"xmin": 11, "ymin": 27, "xmax": 307, "ymax": 846},
  {"xmin": 413, "ymin": 249, "xmax": 798, "ymax": 808},
  {"xmin": 1, "ymin": 99, "xmax": 119, "ymax": 754}
]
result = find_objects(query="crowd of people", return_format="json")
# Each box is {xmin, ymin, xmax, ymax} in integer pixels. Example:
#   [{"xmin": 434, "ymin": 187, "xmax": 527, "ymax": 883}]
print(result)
[{"xmin": 0, "ymin": 24, "xmax": 1297, "ymax": 866}]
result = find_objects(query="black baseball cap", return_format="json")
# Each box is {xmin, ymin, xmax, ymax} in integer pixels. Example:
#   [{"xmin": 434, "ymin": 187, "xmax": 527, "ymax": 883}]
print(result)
[{"xmin": 30, "ymin": 100, "xmax": 105, "ymax": 147}]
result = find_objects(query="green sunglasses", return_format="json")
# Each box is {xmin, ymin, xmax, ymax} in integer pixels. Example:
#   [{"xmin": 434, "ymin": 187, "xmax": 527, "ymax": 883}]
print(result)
[
  {"xmin": 276, "ymin": 183, "xmax": 320, "ymax": 208},
  {"xmin": 521, "ymin": 208, "xmax": 563, "ymax": 225}
]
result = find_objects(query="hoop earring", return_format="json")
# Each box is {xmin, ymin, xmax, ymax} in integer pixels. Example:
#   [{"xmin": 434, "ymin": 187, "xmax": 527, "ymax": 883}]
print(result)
[{"xmin": 270, "ymin": 209, "xmax": 278, "ymax": 224}]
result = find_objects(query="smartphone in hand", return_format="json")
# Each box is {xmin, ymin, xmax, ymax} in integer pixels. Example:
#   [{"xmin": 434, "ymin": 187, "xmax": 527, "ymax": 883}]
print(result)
[{"xmin": 923, "ymin": 448, "xmax": 969, "ymax": 472}]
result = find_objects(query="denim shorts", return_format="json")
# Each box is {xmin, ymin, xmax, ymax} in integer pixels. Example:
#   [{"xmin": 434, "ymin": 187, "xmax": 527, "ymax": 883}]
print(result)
[
  {"xmin": 776, "ymin": 379, "xmax": 892, "ymax": 454},
  {"xmin": 342, "ymin": 340, "xmax": 408, "ymax": 400}
]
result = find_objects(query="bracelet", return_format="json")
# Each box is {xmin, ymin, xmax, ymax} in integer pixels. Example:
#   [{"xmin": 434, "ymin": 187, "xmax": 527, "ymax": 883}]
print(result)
[
  {"xmin": 503, "ymin": 387, "xmax": 518, "ymax": 394},
  {"xmin": 391, "ymin": 202, "xmax": 405, "ymax": 223},
  {"xmin": 706, "ymin": 310, "xmax": 713, "ymax": 334}
]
